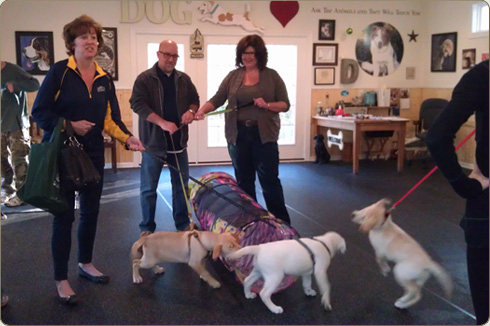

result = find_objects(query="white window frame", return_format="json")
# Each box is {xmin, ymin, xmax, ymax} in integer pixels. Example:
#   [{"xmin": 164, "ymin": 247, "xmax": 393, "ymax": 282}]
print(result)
[{"xmin": 471, "ymin": 2, "xmax": 489, "ymax": 38}]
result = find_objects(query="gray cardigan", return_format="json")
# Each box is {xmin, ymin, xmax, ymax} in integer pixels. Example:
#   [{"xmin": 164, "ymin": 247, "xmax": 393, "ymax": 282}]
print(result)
[
  {"xmin": 130, "ymin": 64, "xmax": 199, "ymax": 157},
  {"xmin": 209, "ymin": 67, "xmax": 290, "ymax": 145}
]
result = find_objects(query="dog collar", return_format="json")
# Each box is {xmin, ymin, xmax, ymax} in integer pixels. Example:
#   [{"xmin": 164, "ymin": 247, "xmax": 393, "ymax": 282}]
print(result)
[
  {"xmin": 210, "ymin": 4, "xmax": 219, "ymax": 14},
  {"xmin": 381, "ymin": 208, "xmax": 393, "ymax": 226}
]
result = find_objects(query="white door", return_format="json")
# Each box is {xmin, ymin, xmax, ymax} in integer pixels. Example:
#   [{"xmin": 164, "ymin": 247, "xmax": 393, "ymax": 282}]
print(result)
[
  {"xmin": 133, "ymin": 32, "xmax": 309, "ymax": 164},
  {"xmin": 196, "ymin": 35, "xmax": 309, "ymax": 162}
]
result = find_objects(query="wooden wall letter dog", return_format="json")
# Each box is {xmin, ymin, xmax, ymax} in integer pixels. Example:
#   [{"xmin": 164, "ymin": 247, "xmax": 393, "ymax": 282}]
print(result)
[{"xmin": 340, "ymin": 58, "xmax": 359, "ymax": 84}]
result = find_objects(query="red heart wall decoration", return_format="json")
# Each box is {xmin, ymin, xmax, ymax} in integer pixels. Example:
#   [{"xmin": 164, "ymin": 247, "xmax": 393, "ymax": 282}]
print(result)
[{"xmin": 270, "ymin": 1, "xmax": 299, "ymax": 28}]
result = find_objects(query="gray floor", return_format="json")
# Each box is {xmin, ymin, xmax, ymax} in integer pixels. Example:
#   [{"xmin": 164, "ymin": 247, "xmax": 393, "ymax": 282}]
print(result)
[{"xmin": 1, "ymin": 160, "xmax": 476, "ymax": 325}]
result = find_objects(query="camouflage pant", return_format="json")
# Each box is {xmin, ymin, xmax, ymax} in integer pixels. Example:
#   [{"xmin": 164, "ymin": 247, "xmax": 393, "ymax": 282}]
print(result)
[{"xmin": 1, "ymin": 129, "xmax": 30, "ymax": 194}]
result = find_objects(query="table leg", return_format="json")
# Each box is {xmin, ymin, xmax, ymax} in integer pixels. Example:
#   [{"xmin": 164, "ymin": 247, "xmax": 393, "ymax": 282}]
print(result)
[
  {"xmin": 353, "ymin": 125, "xmax": 361, "ymax": 174},
  {"xmin": 397, "ymin": 123, "xmax": 406, "ymax": 172}
]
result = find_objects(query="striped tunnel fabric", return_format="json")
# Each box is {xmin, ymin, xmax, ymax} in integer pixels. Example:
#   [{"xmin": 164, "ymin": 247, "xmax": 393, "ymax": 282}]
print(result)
[{"xmin": 189, "ymin": 172, "xmax": 298, "ymax": 293}]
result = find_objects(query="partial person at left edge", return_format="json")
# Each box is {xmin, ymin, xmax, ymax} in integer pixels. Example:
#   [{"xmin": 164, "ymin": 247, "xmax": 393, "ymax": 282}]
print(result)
[
  {"xmin": 1, "ymin": 61, "xmax": 40, "ymax": 207},
  {"xmin": 31, "ymin": 14, "xmax": 144, "ymax": 305}
]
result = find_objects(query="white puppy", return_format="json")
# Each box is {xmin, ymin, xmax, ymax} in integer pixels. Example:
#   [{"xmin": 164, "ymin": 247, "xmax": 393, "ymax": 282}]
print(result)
[
  {"xmin": 352, "ymin": 198, "xmax": 453, "ymax": 309},
  {"xmin": 228, "ymin": 232, "xmax": 346, "ymax": 314}
]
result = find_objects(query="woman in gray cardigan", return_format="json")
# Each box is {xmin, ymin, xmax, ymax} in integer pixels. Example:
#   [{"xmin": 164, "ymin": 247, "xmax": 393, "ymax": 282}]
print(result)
[{"xmin": 195, "ymin": 35, "xmax": 290, "ymax": 224}]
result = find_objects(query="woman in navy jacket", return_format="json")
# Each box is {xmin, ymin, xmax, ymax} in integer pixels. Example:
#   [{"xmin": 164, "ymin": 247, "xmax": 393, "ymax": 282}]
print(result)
[{"xmin": 32, "ymin": 15, "xmax": 144, "ymax": 305}]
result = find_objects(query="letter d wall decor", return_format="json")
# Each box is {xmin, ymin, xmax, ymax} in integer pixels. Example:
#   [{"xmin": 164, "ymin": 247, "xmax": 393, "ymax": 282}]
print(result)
[{"xmin": 340, "ymin": 58, "xmax": 359, "ymax": 84}]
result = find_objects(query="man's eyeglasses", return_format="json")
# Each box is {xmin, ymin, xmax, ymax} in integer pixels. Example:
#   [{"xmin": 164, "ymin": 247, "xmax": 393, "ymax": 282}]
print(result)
[
  {"xmin": 242, "ymin": 51, "xmax": 256, "ymax": 57},
  {"xmin": 158, "ymin": 51, "xmax": 179, "ymax": 59}
]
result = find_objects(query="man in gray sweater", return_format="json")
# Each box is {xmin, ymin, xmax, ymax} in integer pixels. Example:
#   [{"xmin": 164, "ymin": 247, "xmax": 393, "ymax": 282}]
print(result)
[{"xmin": 1, "ymin": 61, "xmax": 40, "ymax": 207}]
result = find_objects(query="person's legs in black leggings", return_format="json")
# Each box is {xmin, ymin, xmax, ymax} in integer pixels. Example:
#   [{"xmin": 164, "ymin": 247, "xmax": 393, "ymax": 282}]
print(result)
[{"xmin": 467, "ymin": 245, "xmax": 489, "ymax": 325}]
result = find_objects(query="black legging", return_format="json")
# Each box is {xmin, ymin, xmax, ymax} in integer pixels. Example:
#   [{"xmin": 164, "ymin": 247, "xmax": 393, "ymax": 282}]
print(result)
[{"xmin": 467, "ymin": 246, "xmax": 489, "ymax": 325}]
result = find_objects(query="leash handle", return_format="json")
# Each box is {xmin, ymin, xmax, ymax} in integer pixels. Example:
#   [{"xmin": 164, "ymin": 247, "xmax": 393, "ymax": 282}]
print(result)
[{"xmin": 392, "ymin": 129, "xmax": 476, "ymax": 210}]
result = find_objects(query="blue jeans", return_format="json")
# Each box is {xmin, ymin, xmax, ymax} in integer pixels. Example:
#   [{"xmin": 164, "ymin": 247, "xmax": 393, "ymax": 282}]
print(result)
[
  {"xmin": 228, "ymin": 125, "xmax": 290, "ymax": 224},
  {"xmin": 140, "ymin": 151, "xmax": 190, "ymax": 232},
  {"xmin": 52, "ymin": 155, "xmax": 104, "ymax": 281}
]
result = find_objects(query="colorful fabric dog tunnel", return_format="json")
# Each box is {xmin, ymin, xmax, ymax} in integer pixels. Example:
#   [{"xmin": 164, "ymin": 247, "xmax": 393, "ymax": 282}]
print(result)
[{"xmin": 189, "ymin": 172, "xmax": 298, "ymax": 293}]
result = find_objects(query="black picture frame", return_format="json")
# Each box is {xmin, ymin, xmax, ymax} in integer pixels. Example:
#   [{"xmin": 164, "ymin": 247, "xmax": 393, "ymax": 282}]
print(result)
[
  {"xmin": 319, "ymin": 20, "xmax": 335, "ymax": 41},
  {"xmin": 15, "ymin": 31, "xmax": 54, "ymax": 75},
  {"xmin": 95, "ymin": 27, "xmax": 118, "ymax": 80},
  {"xmin": 431, "ymin": 32, "xmax": 457, "ymax": 72},
  {"xmin": 313, "ymin": 43, "xmax": 338, "ymax": 66},
  {"xmin": 314, "ymin": 67, "xmax": 335, "ymax": 85}
]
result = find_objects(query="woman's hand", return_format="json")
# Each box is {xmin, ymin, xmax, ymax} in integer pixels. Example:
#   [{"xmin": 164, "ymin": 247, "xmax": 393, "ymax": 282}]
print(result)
[
  {"xmin": 71, "ymin": 120, "xmax": 95, "ymax": 136},
  {"xmin": 253, "ymin": 97, "xmax": 269, "ymax": 110},
  {"xmin": 194, "ymin": 109, "xmax": 205, "ymax": 120},
  {"xmin": 126, "ymin": 136, "xmax": 145, "ymax": 151},
  {"xmin": 469, "ymin": 162, "xmax": 489, "ymax": 190},
  {"xmin": 194, "ymin": 102, "xmax": 215, "ymax": 121}
]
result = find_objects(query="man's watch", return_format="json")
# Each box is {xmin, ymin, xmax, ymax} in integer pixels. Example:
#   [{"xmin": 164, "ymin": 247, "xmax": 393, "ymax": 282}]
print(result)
[{"xmin": 189, "ymin": 109, "xmax": 196, "ymax": 114}]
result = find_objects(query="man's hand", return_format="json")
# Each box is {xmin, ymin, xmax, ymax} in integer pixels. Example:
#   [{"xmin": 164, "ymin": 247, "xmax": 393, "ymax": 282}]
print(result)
[
  {"xmin": 160, "ymin": 120, "xmax": 178, "ymax": 135},
  {"xmin": 181, "ymin": 110, "xmax": 195, "ymax": 125},
  {"xmin": 71, "ymin": 120, "xmax": 95, "ymax": 136},
  {"xmin": 126, "ymin": 136, "xmax": 145, "ymax": 151},
  {"xmin": 469, "ymin": 162, "xmax": 489, "ymax": 190}
]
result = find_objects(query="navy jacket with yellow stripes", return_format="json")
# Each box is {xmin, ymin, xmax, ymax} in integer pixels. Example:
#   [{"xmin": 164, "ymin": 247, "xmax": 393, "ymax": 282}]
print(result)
[{"xmin": 32, "ymin": 56, "xmax": 131, "ymax": 156}]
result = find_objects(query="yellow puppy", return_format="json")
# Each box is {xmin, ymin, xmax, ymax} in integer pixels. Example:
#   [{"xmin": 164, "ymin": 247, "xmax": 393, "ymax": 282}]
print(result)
[
  {"xmin": 352, "ymin": 198, "xmax": 453, "ymax": 309},
  {"xmin": 131, "ymin": 230, "xmax": 241, "ymax": 288}
]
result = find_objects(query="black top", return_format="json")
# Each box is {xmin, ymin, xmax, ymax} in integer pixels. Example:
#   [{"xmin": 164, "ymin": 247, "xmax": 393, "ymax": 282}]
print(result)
[
  {"xmin": 427, "ymin": 60, "xmax": 489, "ymax": 198},
  {"xmin": 157, "ymin": 68, "xmax": 182, "ymax": 151},
  {"xmin": 427, "ymin": 59, "xmax": 489, "ymax": 248}
]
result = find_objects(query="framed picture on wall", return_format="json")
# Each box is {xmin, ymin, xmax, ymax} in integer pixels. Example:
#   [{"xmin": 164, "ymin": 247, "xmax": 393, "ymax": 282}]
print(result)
[
  {"xmin": 15, "ymin": 31, "xmax": 54, "ymax": 75},
  {"xmin": 313, "ymin": 43, "xmax": 338, "ymax": 66},
  {"xmin": 318, "ymin": 20, "xmax": 335, "ymax": 41},
  {"xmin": 95, "ymin": 27, "xmax": 118, "ymax": 80},
  {"xmin": 462, "ymin": 48, "xmax": 476, "ymax": 69},
  {"xmin": 314, "ymin": 67, "xmax": 335, "ymax": 85},
  {"xmin": 430, "ymin": 32, "xmax": 457, "ymax": 72}
]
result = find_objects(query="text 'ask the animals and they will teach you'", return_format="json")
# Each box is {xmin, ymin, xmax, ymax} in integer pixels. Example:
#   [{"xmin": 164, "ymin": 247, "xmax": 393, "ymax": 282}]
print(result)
[{"xmin": 311, "ymin": 7, "xmax": 421, "ymax": 16}]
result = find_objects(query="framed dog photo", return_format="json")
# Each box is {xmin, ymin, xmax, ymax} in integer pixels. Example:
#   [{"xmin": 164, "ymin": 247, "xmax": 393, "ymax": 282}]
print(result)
[
  {"xmin": 431, "ymin": 32, "xmax": 457, "ymax": 72},
  {"xmin": 355, "ymin": 22, "xmax": 404, "ymax": 77},
  {"xmin": 319, "ymin": 20, "xmax": 335, "ymax": 41},
  {"xmin": 462, "ymin": 48, "xmax": 476, "ymax": 70},
  {"xmin": 314, "ymin": 67, "xmax": 335, "ymax": 85},
  {"xmin": 313, "ymin": 43, "xmax": 338, "ymax": 66},
  {"xmin": 95, "ymin": 27, "xmax": 118, "ymax": 80},
  {"xmin": 15, "ymin": 31, "xmax": 54, "ymax": 75}
]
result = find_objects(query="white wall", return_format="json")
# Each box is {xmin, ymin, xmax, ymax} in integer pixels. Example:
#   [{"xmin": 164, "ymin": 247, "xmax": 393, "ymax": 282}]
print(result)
[
  {"xmin": 423, "ymin": 1, "xmax": 489, "ymax": 87},
  {"xmin": 0, "ymin": 0, "xmax": 487, "ymax": 90}
]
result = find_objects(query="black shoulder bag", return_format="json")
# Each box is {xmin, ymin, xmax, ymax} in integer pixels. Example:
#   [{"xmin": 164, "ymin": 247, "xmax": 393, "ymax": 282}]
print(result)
[{"xmin": 60, "ymin": 121, "xmax": 101, "ymax": 191}]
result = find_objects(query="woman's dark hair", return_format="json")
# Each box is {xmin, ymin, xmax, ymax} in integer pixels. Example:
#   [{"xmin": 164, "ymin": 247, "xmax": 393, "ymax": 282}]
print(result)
[
  {"xmin": 63, "ymin": 15, "xmax": 103, "ymax": 56},
  {"xmin": 235, "ymin": 34, "xmax": 268, "ymax": 70}
]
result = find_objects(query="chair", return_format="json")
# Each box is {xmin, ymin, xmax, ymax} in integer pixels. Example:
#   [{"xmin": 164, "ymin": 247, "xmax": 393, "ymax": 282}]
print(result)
[
  {"xmin": 409, "ymin": 98, "xmax": 448, "ymax": 166},
  {"xmin": 413, "ymin": 98, "xmax": 448, "ymax": 142}
]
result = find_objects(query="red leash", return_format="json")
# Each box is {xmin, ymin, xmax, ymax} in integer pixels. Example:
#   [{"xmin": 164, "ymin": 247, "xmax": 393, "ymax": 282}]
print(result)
[{"xmin": 390, "ymin": 129, "xmax": 476, "ymax": 211}]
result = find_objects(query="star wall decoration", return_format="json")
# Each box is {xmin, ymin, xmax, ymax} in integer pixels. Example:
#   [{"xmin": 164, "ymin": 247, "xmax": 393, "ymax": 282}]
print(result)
[{"xmin": 408, "ymin": 30, "xmax": 419, "ymax": 42}]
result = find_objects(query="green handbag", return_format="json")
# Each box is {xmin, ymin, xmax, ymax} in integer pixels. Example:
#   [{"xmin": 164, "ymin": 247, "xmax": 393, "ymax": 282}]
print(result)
[{"xmin": 18, "ymin": 118, "xmax": 69, "ymax": 215}]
